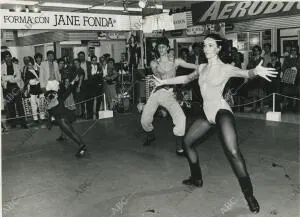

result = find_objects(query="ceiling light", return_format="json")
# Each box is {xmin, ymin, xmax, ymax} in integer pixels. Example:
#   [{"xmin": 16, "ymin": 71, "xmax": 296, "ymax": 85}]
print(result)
[
  {"xmin": 40, "ymin": 2, "xmax": 92, "ymax": 9},
  {"xmin": 33, "ymin": 7, "xmax": 40, "ymax": 12},
  {"xmin": 138, "ymin": 0, "xmax": 147, "ymax": 9},
  {"xmin": 1, "ymin": 0, "xmax": 38, "ymax": 5},
  {"xmin": 15, "ymin": 7, "xmax": 22, "ymax": 12},
  {"xmin": 25, "ymin": 6, "xmax": 29, "ymax": 12},
  {"xmin": 91, "ymin": 6, "xmax": 141, "ymax": 12}
]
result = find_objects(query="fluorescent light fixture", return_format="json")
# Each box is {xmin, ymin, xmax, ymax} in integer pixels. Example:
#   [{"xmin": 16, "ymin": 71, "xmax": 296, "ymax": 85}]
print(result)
[
  {"xmin": 40, "ymin": 2, "xmax": 92, "ymax": 9},
  {"xmin": 0, "ymin": 0, "xmax": 38, "ymax": 5},
  {"xmin": 153, "ymin": 4, "xmax": 163, "ymax": 9},
  {"xmin": 61, "ymin": 41, "xmax": 82, "ymax": 45},
  {"xmin": 163, "ymin": 9, "xmax": 170, "ymax": 13},
  {"xmin": 91, "ymin": 6, "xmax": 142, "ymax": 12}
]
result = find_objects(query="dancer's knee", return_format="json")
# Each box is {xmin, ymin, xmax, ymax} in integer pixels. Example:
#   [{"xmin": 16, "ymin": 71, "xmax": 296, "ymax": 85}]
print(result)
[
  {"xmin": 173, "ymin": 115, "xmax": 186, "ymax": 136},
  {"xmin": 183, "ymin": 136, "xmax": 192, "ymax": 149},
  {"xmin": 141, "ymin": 115, "xmax": 153, "ymax": 132},
  {"xmin": 227, "ymin": 148, "xmax": 240, "ymax": 160}
]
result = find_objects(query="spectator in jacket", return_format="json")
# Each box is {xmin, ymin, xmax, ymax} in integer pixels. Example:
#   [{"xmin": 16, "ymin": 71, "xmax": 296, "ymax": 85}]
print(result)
[
  {"xmin": 40, "ymin": 50, "xmax": 61, "ymax": 92},
  {"xmin": 78, "ymin": 51, "xmax": 93, "ymax": 119},
  {"xmin": 25, "ymin": 56, "xmax": 45, "ymax": 125},
  {"xmin": 104, "ymin": 58, "xmax": 118, "ymax": 110},
  {"xmin": 1, "ymin": 51, "xmax": 27, "ymax": 128}
]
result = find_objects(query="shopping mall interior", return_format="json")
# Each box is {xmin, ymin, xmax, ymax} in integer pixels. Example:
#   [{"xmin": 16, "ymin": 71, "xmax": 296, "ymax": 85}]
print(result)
[{"xmin": 1, "ymin": 1, "xmax": 299, "ymax": 217}]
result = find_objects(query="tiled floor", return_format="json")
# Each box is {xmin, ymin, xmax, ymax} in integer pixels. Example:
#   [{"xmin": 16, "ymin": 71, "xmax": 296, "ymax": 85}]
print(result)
[{"xmin": 2, "ymin": 113, "xmax": 299, "ymax": 217}]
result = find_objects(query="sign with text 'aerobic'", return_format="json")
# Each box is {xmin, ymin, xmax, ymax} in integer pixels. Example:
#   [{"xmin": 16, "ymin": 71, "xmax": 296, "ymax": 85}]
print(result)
[
  {"xmin": 192, "ymin": 1, "xmax": 300, "ymax": 24},
  {"xmin": 0, "ymin": 10, "xmax": 142, "ymax": 31}
]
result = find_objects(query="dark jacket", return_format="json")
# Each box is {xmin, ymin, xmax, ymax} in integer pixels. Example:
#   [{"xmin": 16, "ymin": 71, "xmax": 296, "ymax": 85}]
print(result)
[{"xmin": 25, "ymin": 69, "xmax": 42, "ymax": 95}]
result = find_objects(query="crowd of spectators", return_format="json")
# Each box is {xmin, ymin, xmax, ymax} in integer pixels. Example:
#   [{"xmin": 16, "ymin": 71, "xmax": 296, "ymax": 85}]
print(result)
[{"xmin": 1, "ymin": 50, "xmax": 129, "ymax": 132}]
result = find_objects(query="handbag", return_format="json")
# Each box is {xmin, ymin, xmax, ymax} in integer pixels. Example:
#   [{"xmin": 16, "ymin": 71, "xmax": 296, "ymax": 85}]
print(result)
[{"xmin": 281, "ymin": 68, "xmax": 297, "ymax": 85}]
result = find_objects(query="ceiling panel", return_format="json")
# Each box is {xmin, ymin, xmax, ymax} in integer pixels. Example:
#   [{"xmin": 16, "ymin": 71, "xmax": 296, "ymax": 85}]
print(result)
[{"xmin": 1, "ymin": 0, "xmax": 196, "ymax": 10}]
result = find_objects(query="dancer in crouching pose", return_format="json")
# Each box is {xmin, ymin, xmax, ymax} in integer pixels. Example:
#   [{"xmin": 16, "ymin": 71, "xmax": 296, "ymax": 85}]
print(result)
[
  {"xmin": 45, "ymin": 79, "xmax": 87, "ymax": 158},
  {"xmin": 153, "ymin": 34, "xmax": 278, "ymax": 213},
  {"xmin": 141, "ymin": 37, "xmax": 197, "ymax": 155}
]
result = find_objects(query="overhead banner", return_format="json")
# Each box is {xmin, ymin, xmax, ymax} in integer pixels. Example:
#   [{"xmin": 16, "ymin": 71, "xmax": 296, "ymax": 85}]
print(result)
[
  {"xmin": 0, "ymin": 9, "xmax": 142, "ymax": 31},
  {"xmin": 192, "ymin": 1, "xmax": 300, "ymax": 24}
]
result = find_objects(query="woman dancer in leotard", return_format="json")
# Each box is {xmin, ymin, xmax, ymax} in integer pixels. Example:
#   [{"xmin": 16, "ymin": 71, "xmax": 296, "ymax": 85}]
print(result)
[
  {"xmin": 154, "ymin": 34, "xmax": 277, "ymax": 213},
  {"xmin": 141, "ymin": 37, "xmax": 197, "ymax": 155},
  {"xmin": 45, "ymin": 79, "xmax": 87, "ymax": 158}
]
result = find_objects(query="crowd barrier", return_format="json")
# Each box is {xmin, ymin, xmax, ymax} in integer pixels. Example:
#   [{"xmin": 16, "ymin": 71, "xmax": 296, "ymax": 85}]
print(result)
[{"xmin": 2, "ymin": 84, "xmax": 300, "ymax": 123}]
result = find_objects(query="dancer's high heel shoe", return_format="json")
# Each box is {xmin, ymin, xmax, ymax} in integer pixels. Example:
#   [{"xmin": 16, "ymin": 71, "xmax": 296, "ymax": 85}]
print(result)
[
  {"xmin": 244, "ymin": 194, "xmax": 260, "ymax": 213},
  {"xmin": 75, "ymin": 145, "xmax": 87, "ymax": 158},
  {"xmin": 143, "ymin": 131, "xmax": 155, "ymax": 146},
  {"xmin": 175, "ymin": 136, "xmax": 185, "ymax": 156},
  {"xmin": 182, "ymin": 177, "xmax": 203, "ymax": 187},
  {"xmin": 239, "ymin": 176, "xmax": 260, "ymax": 213},
  {"xmin": 176, "ymin": 148, "xmax": 185, "ymax": 156}
]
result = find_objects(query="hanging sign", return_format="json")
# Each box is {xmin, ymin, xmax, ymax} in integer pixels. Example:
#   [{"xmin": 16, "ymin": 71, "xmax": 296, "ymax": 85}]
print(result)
[
  {"xmin": 186, "ymin": 23, "xmax": 225, "ymax": 36},
  {"xmin": 173, "ymin": 12, "xmax": 187, "ymax": 30},
  {"xmin": 0, "ymin": 9, "xmax": 142, "ymax": 31},
  {"xmin": 192, "ymin": 1, "xmax": 300, "ymax": 24}
]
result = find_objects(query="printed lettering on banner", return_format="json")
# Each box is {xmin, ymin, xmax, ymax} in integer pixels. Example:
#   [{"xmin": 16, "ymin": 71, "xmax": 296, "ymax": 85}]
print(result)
[
  {"xmin": 192, "ymin": 1, "xmax": 300, "ymax": 24},
  {"xmin": 173, "ymin": 12, "xmax": 187, "ymax": 30},
  {"xmin": 186, "ymin": 23, "xmax": 225, "ymax": 36},
  {"xmin": 0, "ymin": 9, "xmax": 142, "ymax": 31}
]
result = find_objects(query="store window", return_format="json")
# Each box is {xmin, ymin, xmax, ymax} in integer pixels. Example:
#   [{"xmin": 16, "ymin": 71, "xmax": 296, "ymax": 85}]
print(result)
[
  {"xmin": 237, "ymin": 30, "xmax": 271, "ymax": 52},
  {"xmin": 236, "ymin": 30, "xmax": 271, "ymax": 68}
]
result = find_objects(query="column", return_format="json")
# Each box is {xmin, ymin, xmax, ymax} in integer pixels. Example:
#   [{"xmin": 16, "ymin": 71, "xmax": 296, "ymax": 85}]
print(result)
[{"xmin": 54, "ymin": 41, "xmax": 61, "ymax": 58}]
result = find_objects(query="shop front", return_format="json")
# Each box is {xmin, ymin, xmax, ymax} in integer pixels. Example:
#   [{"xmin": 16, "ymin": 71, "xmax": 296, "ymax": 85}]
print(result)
[{"xmin": 191, "ymin": 1, "xmax": 300, "ymax": 67}]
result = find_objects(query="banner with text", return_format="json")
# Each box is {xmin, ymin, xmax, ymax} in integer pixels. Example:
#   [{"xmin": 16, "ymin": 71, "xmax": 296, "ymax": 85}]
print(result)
[
  {"xmin": 173, "ymin": 12, "xmax": 187, "ymax": 30},
  {"xmin": 0, "ymin": 10, "xmax": 142, "ymax": 31},
  {"xmin": 186, "ymin": 23, "xmax": 225, "ymax": 36},
  {"xmin": 192, "ymin": 1, "xmax": 300, "ymax": 24}
]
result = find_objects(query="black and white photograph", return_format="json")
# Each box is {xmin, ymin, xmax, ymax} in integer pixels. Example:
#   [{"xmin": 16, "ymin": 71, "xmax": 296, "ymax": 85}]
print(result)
[{"xmin": 1, "ymin": 1, "xmax": 300, "ymax": 217}]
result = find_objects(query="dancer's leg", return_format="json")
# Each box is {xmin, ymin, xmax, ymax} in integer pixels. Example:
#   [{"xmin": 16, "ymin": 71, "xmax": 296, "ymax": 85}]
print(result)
[
  {"xmin": 182, "ymin": 117, "xmax": 212, "ymax": 186},
  {"xmin": 57, "ymin": 119, "xmax": 86, "ymax": 157},
  {"xmin": 140, "ymin": 93, "xmax": 159, "ymax": 146},
  {"xmin": 159, "ymin": 91, "xmax": 186, "ymax": 155},
  {"xmin": 216, "ymin": 109, "xmax": 259, "ymax": 213}
]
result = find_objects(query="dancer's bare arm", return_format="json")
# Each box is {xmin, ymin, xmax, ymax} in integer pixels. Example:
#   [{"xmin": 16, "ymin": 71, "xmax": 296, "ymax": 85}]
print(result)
[
  {"xmin": 154, "ymin": 64, "xmax": 205, "ymax": 85},
  {"xmin": 226, "ymin": 60, "xmax": 278, "ymax": 82},
  {"xmin": 175, "ymin": 59, "xmax": 198, "ymax": 69}
]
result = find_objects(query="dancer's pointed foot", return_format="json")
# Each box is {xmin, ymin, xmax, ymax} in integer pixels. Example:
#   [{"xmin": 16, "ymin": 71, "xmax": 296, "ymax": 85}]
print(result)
[
  {"xmin": 75, "ymin": 145, "xmax": 87, "ymax": 158},
  {"xmin": 143, "ymin": 131, "xmax": 155, "ymax": 146},
  {"xmin": 245, "ymin": 195, "xmax": 260, "ymax": 213},
  {"xmin": 182, "ymin": 177, "xmax": 203, "ymax": 187},
  {"xmin": 176, "ymin": 148, "xmax": 185, "ymax": 156}
]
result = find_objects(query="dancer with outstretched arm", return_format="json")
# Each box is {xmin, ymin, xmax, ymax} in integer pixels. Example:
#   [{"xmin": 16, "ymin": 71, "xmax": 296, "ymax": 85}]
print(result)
[
  {"xmin": 153, "ymin": 33, "xmax": 277, "ymax": 213},
  {"xmin": 141, "ymin": 37, "xmax": 197, "ymax": 155}
]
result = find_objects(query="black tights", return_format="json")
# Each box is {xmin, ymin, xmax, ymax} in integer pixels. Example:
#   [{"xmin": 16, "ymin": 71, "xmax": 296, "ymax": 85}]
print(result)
[
  {"xmin": 184, "ymin": 109, "xmax": 249, "ymax": 179},
  {"xmin": 57, "ymin": 119, "xmax": 85, "ymax": 147}
]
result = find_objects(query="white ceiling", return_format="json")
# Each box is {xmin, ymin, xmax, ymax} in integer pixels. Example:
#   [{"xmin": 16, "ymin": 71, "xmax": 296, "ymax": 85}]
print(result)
[{"xmin": 0, "ymin": 0, "xmax": 196, "ymax": 14}]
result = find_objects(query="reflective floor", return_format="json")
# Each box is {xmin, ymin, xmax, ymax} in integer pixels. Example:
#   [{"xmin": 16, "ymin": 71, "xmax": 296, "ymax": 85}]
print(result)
[{"xmin": 2, "ymin": 113, "xmax": 299, "ymax": 217}]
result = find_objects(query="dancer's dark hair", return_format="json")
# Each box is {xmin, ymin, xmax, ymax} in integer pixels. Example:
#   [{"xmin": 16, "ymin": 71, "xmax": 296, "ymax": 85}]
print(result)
[
  {"xmin": 204, "ymin": 33, "xmax": 231, "ymax": 63},
  {"xmin": 156, "ymin": 37, "xmax": 170, "ymax": 48}
]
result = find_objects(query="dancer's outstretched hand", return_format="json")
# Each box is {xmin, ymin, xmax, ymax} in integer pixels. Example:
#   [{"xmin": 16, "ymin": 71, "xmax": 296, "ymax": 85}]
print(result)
[
  {"xmin": 152, "ymin": 75, "xmax": 165, "ymax": 87},
  {"xmin": 253, "ymin": 60, "xmax": 278, "ymax": 82}
]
